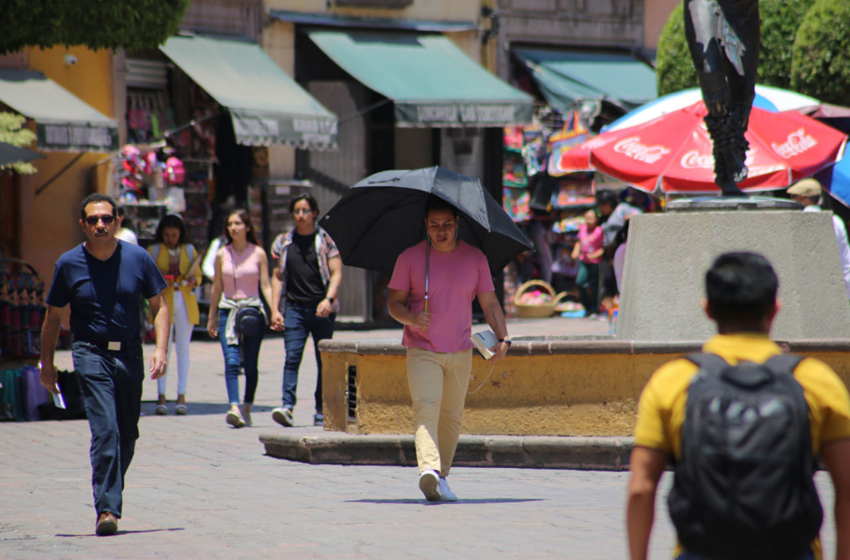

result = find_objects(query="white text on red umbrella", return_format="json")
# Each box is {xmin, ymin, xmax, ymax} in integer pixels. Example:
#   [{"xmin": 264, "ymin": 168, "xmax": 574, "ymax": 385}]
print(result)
[
  {"xmin": 614, "ymin": 137, "xmax": 671, "ymax": 164},
  {"xmin": 772, "ymin": 129, "xmax": 818, "ymax": 159}
]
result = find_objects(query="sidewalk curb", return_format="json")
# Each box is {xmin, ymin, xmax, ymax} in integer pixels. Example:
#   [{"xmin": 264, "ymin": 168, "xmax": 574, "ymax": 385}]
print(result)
[{"xmin": 259, "ymin": 431, "xmax": 634, "ymax": 470}]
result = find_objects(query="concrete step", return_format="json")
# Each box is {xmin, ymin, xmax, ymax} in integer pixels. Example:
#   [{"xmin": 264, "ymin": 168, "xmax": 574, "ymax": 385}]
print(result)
[{"xmin": 260, "ymin": 429, "xmax": 634, "ymax": 470}]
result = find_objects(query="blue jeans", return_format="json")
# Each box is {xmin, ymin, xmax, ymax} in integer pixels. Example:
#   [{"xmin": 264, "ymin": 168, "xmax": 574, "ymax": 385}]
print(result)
[
  {"xmin": 218, "ymin": 309, "xmax": 264, "ymax": 405},
  {"xmin": 72, "ymin": 339, "xmax": 144, "ymax": 519},
  {"xmin": 282, "ymin": 302, "xmax": 335, "ymax": 412}
]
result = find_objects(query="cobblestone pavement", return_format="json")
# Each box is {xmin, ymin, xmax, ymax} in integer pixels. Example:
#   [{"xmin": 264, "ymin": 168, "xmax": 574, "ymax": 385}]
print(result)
[{"xmin": 0, "ymin": 318, "xmax": 838, "ymax": 559}]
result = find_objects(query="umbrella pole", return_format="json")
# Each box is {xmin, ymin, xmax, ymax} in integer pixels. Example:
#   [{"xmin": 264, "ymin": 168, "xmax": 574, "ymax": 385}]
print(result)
[{"xmin": 423, "ymin": 240, "xmax": 430, "ymax": 332}]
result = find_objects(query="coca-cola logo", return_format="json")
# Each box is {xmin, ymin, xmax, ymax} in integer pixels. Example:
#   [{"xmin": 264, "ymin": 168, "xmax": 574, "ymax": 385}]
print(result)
[
  {"xmin": 772, "ymin": 128, "xmax": 817, "ymax": 159},
  {"xmin": 680, "ymin": 150, "xmax": 714, "ymax": 169},
  {"xmin": 613, "ymin": 137, "xmax": 671, "ymax": 164}
]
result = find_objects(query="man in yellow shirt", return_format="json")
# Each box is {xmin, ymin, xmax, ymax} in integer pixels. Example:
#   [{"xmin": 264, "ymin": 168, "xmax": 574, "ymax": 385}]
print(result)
[{"xmin": 627, "ymin": 252, "xmax": 850, "ymax": 560}]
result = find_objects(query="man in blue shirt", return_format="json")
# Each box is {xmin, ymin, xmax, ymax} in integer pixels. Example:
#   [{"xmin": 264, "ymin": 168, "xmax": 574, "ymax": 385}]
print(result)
[{"xmin": 39, "ymin": 193, "xmax": 169, "ymax": 536}]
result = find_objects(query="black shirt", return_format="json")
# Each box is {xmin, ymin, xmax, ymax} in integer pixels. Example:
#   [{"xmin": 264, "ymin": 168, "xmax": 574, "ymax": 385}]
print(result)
[{"xmin": 285, "ymin": 232, "xmax": 326, "ymax": 304}]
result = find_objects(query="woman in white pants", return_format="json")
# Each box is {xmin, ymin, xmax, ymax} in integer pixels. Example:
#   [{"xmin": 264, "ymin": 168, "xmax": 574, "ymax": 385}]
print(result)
[{"xmin": 148, "ymin": 214, "xmax": 201, "ymax": 415}]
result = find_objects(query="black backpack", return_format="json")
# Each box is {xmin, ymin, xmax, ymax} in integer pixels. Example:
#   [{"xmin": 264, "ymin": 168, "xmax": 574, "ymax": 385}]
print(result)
[{"xmin": 667, "ymin": 353, "xmax": 823, "ymax": 560}]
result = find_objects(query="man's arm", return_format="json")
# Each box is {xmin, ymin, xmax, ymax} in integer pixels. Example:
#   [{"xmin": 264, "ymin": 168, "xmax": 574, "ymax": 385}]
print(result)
[
  {"xmin": 387, "ymin": 288, "xmax": 430, "ymax": 330},
  {"xmin": 821, "ymin": 439, "xmax": 850, "ymax": 560},
  {"xmin": 626, "ymin": 446, "xmax": 667, "ymax": 560},
  {"xmin": 270, "ymin": 267, "xmax": 284, "ymax": 330},
  {"xmin": 147, "ymin": 293, "xmax": 169, "ymax": 380},
  {"xmin": 39, "ymin": 305, "xmax": 67, "ymax": 393},
  {"xmin": 476, "ymin": 290, "xmax": 510, "ymax": 361},
  {"xmin": 317, "ymin": 255, "xmax": 343, "ymax": 317}
]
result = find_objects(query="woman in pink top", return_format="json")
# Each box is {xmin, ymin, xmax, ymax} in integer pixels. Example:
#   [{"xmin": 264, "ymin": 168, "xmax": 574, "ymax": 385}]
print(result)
[
  {"xmin": 207, "ymin": 209, "xmax": 280, "ymax": 428},
  {"xmin": 387, "ymin": 196, "xmax": 511, "ymax": 502},
  {"xmin": 571, "ymin": 209, "xmax": 605, "ymax": 317}
]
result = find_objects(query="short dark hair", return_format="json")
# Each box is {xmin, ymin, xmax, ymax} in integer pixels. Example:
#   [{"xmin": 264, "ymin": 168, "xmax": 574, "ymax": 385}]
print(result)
[
  {"xmin": 153, "ymin": 214, "xmax": 188, "ymax": 246},
  {"xmin": 595, "ymin": 190, "xmax": 619, "ymax": 209},
  {"xmin": 705, "ymin": 252, "xmax": 778, "ymax": 328},
  {"xmin": 289, "ymin": 193, "xmax": 319, "ymax": 215},
  {"xmin": 424, "ymin": 195, "xmax": 458, "ymax": 219},
  {"xmin": 80, "ymin": 193, "xmax": 117, "ymax": 219},
  {"xmin": 223, "ymin": 209, "xmax": 260, "ymax": 246}
]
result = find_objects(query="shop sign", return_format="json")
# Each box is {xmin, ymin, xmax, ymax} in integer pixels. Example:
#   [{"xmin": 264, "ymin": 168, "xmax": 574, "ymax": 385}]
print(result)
[
  {"xmin": 38, "ymin": 123, "xmax": 119, "ymax": 152},
  {"xmin": 232, "ymin": 112, "xmax": 338, "ymax": 147},
  {"xmin": 398, "ymin": 102, "xmax": 533, "ymax": 126}
]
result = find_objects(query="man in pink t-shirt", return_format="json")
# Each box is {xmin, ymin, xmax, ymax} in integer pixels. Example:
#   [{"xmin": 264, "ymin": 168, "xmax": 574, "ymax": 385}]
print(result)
[{"xmin": 388, "ymin": 196, "xmax": 511, "ymax": 502}]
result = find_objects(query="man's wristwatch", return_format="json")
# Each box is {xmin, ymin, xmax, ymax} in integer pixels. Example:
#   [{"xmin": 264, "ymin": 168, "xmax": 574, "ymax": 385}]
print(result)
[
  {"xmin": 499, "ymin": 339, "xmax": 512, "ymax": 347},
  {"xmin": 326, "ymin": 296, "xmax": 335, "ymax": 304}
]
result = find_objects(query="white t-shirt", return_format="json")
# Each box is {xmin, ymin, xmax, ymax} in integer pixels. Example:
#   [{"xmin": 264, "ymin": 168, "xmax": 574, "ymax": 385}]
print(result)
[{"xmin": 115, "ymin": 228, "xmax": 138, "ymax": 245}]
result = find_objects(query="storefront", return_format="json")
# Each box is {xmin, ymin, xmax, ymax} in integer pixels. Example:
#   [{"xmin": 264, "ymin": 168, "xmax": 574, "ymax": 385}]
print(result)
[
  {"xmin": 269, "ymin": 12, "xmax": 534, "ymax": 321},
  {"xmin": 0, "ymin": 68, "xmax": 120, "ymax": 383},
  {"xmin": 114, "ymin": 33, "xmax": 338, "ymax": 253},
  {"xmin": 105, "ymin": 33, "xmax": 338, "ymax": 330}
]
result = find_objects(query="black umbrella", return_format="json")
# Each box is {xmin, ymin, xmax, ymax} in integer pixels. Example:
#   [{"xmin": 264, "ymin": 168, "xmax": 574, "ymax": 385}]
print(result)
[
  {"xmin": 0, "ymin": 142, "xmax": 44, "ymax": 167},
  {"xmin": 319, "ymin": 166, "xmax": 533, "ymax": 276}
]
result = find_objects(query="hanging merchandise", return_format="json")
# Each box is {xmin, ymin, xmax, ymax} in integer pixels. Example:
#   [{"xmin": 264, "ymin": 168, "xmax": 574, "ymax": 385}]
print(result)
[
  {"xmin": 503, "ymin": 148, "xmax": 528, "ymax": 188},
  {"xmin": 165, "ymin": 156, "xmax": 185, "ymax": 185},
  {"xmin": 550, "ymin": 175, "xmax": 595, "ymax": 209},
  {"xmin": 503, "ymin": 187, "xmax": 531, "ymax": 222},
  {"xmin": 0, "ymin": 260, "xmax": 44, "ymax": 361},
  {"xmin": 548, "ymin": 110, "xmax": 591, "ymax": 177},
  {"xmin": 551, "ymin": 213, "xmax": 586, "ymax": 234},
  {"xmin": 504, "ymin": 126, "xmax": 524, "ymax": 150}
]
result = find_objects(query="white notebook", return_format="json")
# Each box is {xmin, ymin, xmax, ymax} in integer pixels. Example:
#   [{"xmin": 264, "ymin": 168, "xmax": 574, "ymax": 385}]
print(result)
[{"xmin": 470, "ymin": 330, "xmax": 498, "ymax": 360}]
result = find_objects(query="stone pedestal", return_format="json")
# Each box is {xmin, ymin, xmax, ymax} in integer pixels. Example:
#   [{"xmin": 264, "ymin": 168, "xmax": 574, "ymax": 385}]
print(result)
[{"xmin": 616, "ymin": 210, "xmax": 850, "ymax": 341}]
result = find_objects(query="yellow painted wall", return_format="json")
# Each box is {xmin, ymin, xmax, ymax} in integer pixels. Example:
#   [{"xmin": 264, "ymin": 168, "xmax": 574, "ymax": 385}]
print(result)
[
  {"xmin": 264, "ymin": 21, "xmax": 297, "ymax": 179},
  {"xmin": 323, "ymin": 349, "xmax": 850, "ymax": 436},
  {"xmin": 18, "ymin": 46, "xmax": 114, "ymax": 290}
]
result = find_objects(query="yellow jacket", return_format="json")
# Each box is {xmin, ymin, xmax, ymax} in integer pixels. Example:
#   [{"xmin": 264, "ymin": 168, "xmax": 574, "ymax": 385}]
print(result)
[{"xmin": 147, "ymin": 243, "xmax": 202, "ymax": 325}]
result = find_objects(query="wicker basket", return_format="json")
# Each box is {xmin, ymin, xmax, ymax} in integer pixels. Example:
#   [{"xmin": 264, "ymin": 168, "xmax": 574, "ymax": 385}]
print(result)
[{"xmin": 513, "ymin": 280, "xmax": 568, "ymax": 319}]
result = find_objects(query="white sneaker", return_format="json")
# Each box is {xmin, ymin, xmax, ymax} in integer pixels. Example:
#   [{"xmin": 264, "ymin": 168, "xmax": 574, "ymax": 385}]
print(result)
[
  {"xmin": 438, "ymin": 477, "xmax": 457, "ymax": 501},
  {"xmin": 272, "ymin": 407, "xmax": 294, "ymax": 427},
  {"xmin": 418, "ymin": 469, "xmax": 441, "ymax": 501}
]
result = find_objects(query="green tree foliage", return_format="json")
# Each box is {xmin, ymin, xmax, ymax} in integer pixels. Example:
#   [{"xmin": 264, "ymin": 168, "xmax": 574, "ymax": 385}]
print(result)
[
  {"xmin": 656, "ymin": 3, "xmax": 699, "ymax": 96},
  {"xmin": 656, "ymin": 0, "xmax": 816, "ymax": 95},
  {"xmin": 0, "ymin": 113, "xmax": 38, "ymax": 174},
  {"xmin": 791, "ymin": 0, "xmax": 850, "ymax": 105},
  {"xmin": 0, "ymin": 0, "xmax": 191, "ymax": 54},
  {"xmin": 758, "ymin": 0, "xmax": 815, "ymax": 89}
]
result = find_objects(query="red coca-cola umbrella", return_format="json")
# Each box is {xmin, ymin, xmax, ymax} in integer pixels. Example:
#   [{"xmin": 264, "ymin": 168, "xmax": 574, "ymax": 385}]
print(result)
[{"xmin": 556, "ymin": 101, "xmax": 847, "ymax": 194}]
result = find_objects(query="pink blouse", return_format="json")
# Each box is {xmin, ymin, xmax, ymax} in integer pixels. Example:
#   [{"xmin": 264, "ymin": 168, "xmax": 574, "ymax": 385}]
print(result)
[
  {"xmin": 221, "ymin": 244, "xmax": 261, "ymax": 299},
  {"xmin": 577, "ymin": 224, "xmax": 604, "ymax": 264}
]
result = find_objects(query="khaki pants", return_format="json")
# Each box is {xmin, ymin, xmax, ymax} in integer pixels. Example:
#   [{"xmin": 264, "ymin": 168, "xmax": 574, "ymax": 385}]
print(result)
[{"xmin": 406, "ymin": 347, "xmax": 472, "ymax": 477}]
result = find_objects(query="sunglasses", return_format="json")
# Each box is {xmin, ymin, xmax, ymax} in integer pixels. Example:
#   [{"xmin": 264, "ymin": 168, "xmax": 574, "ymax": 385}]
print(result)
[{"xmin": 85, "ymin": 214, "xmax": 115, "ymax": 226}]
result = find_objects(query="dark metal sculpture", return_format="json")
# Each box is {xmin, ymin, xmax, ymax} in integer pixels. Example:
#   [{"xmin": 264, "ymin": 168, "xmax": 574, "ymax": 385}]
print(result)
[{"xmin": 684, "ymin": 0, "xmax": 760, "ymax": 196}]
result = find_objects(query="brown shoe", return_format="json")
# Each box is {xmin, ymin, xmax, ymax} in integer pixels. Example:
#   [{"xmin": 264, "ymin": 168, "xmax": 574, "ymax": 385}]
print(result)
[{"xmin": 96, "ymin": 512, "xmax": 118, "ymax": 536}]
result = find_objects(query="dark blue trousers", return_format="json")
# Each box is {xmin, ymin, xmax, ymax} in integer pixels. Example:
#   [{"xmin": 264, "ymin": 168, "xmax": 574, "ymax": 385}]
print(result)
[
  {"xmin": 282, "ymin": 302, "xmax": 335, "ymax": 412},
  {"xmin": 72, "ymin": 340, "xmax": 144, "ymax": 519}
]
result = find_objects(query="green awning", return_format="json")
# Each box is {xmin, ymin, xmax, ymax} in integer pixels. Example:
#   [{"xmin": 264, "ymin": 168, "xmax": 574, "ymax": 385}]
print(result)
[
  {"xmin": 306, "ymin": 30, "xmax": 533, "ymax": 127},
  {"xmin": 513, "ymin": 48, "xmax": 657, "ymax": 112},
  {"xmin": 0, "ymin": 70, "xmax": 119, "ymax": 152},
  {"xmin": 160, "ymin": 34, "xmax": 338, "ymax": 149}
]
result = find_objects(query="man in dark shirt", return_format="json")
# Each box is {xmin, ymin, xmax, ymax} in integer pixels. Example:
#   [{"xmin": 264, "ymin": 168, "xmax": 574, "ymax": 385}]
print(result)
[{"xmin": 39, "ymin": 193, "xmax": 169, "ymax": 536}]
